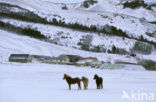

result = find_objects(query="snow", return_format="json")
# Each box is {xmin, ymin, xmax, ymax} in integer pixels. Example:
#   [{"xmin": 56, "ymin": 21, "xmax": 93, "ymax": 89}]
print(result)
[
  {"xmin": 0, "ymin": 0, "xmax": 156, "ymax": 101},
  {"xmin": 0, "ymin": 63, "xmax": 156, "ymax": 102},
  {"xmin": 0, "ymin": 10, "xmax": 155, "ymax": 102},
  {"xmin": 0, "ymin": 1, "xmax": 155, "ymax": 57},
  {"xmin": 41, "ymin": 0, "xmax": 84, "ymax": 4},
  {"xmin": 1, "ymin": 0, "xmax": 155, "ymax": 44},
  {"xmin": 0, "ymin": 30, "xmax": 155, "ymax": 102},
  {"xmin": 40, "ymin": 0, "xmax": 156, "ymax": 4},
  {"xmin": 0, "ymin": 29, "xmax": 139, "ymax": 63},
  {"xmin": 0, "ymin": 18, "xmax": 137, "ymax": 51}
]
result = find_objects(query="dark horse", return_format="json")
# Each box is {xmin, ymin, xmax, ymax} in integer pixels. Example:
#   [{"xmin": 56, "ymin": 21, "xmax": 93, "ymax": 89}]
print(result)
[
  {"xmin": 63, "ymin": 74, "xmax": 81, "ymax": 90},
  {"xmin": 93, "ymin": 74, "xmax": 103, "ymax": 89}
]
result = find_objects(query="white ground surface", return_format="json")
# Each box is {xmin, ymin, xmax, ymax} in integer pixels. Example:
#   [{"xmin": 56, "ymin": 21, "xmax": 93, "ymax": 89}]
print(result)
[
  {"xmin": 0, "ymin": 29, "xmax": 155, "ymax": 102},
  {"xmin": 0, "ymin": 63, "xmax": 156, "ymax": 102},
  {"xmin": 0, "ymin": 26, "xmax": 155, "ymax": 102},
  {"xmin": 0, "ymin": 0, "xmax": 156, "ymax": 101}
]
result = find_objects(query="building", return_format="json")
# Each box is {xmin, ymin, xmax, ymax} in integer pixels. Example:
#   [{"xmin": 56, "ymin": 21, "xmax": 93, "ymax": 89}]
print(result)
[
  {"xmin": 56, "ymin": 54, "xmax": 82, "ymax": 63},
  {"xmin": 31, "ymin": 55, "xmax": 56, "ymax": 62},
  {"xmin": 9, "ymin": 54, "xmax": 32, "ymax": 63},
  {"xmin": 77, "ymin": 57, "xmax": 101, "ymax": 67}
]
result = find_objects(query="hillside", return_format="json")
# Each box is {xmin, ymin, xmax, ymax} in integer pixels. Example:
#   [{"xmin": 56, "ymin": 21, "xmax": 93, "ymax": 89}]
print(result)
[
  {"xmin": 0, "ymin": 1, "xmax": 156, "ymax": 102},
  {"xmin": 0, "ymin": 29, "xmax": 138, "ymax": 63},
  {"xmin": 0, "ymin": 0, "xmax": 156, "ymax": 58},
  {"xmin": 0, "ymin": 0, "xmax": 156, "ymax": 56}
]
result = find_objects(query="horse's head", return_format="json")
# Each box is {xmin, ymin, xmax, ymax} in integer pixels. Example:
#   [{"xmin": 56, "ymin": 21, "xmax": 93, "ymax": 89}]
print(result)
[
  {"xmin": 93, "ymin": 74, "xmax": 98, "ymax": 80},
  {"xmin": 63, "ymin": 74, "xmax": 70, "ymax": 80},
  {"xmin": 81, "ymin": 76, "xmax": 85, "ymax": 81},
  {"xmin": 63, "ymin": 74, "xmax": 66, "ymax": 80}
]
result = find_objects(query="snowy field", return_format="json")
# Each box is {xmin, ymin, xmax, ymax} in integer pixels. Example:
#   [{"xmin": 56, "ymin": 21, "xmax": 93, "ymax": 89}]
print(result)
[
  {"xmin": 0, "ymin": 0, "xmax": 156, "ymax": 101},
  {"xmin": 0, "ymin": 29, "xmax": 156, "ymax": 102},
  {"xmin": 0, "ymin": 63, "xmax": 156, "ymax": 102}
]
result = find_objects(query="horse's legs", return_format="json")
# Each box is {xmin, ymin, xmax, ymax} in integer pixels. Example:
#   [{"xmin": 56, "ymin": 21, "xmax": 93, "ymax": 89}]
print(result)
[
  {"xmin": 84, "ymin": 84, "xmax": 86, "ymax": 90},
  {"xmin": 85, "ymin": 81, "xmax": 89, "ymax": 89},
  {"xmin": 97, "ymin": 84, "xmax": 100, "ymax": 89},
  {"xmin": 77, "ymin": 83, "xmax": 79, "ymax": 90},
  {"xmin": 78, "ymin": 82, "xmax": 81, "ymax": 90},
  {"xmin": 69, "ymin": 84, "xmax": 71, "ymax": 90},
  {"xmin": 83, "ymin": 83, "xmax": 86, "ymax": 90},
  {"xmin": 101, "ymin": 83, "xmax": 103, "ymax": 89},
  {"xmin": 96, "ymin": 83, "xmax": 99, "ymax": 89}
]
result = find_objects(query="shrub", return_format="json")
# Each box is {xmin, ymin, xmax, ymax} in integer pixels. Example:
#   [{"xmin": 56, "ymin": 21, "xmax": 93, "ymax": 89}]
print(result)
[
  {"xmin": 130, "ymin": 41, "xmax": 153, "ymax": 55},
  {"xmin": 122, "ymin": 0, "xmax": 152, "ymax": 10},
  {"xmin": 91, "ymin": 46, "xmax": 107, "ymax": 52},
  {"xmin": 112, "ymin": 45, "xmax": 117, "ymax": 53},
  {"xmin": 111, "ymin": 46, "xmax": 129, "ymax": 55},
  {"xmin": 140, "ymin": 60, "xmax": 156, "ymax": 70},
  {"xmin": 102, "ymin": 25, "xmax": 128, "ymax": 37},
  {"xmin": 62, "ymin": 4, "xmax": 68, "ymax": 10},
  {"xmin": 130, "ymin": 53, "xmax": 136, "ymax": 57},
  {"xmin": 79, "ymin": 35, "xmax": 92, "ymax": 51},
  {"xmin": 83, "ymin": 1, "xmax": 89, "ymax": 8},
  {"xmin": 92, "ymin": 46, "xmax": 101, "ymax": 52},
  {"xmin": 107, "ymin": 49, "xmax": 112, "ymax": 53},
  {"xmin": 22, "ymin": 28, "xmax": 46, "ymax": 39},
  {"xmin": 83, "ymin": 0, "xmax": 98, "ymax": 8},
  {"xmin": 0, "ymin": 21, "xmax": 46, "ymax": 39},
  {"xmin": 0, "ymin": 21, "xmax": 5, "ymax": 27},
  {"xmin": 0, "ymin": 3, "xmax": 47, "ymax": 24}
]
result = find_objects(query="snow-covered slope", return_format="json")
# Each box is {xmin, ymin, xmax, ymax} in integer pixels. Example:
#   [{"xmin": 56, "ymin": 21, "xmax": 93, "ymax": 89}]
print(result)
[
  {"xmin": 0, "ymin": 1, "xmax": 156, "ymax": 102},
  {"xmin": 0, "ymin": 18, "xmax": 137, "ymax": 52},
  {"xmin": 0, "ymin": 29, "xmax": 139, "ymax": 63},
  {"xmin": 0, "ymin": 0, "xmax": 156, "ymax": 55},
  {"xmin": 0, "ymin": 0, "xmax": 156, "ymax": 58}
]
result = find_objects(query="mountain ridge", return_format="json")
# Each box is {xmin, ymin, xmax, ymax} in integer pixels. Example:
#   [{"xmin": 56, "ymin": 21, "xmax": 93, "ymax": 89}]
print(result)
[{"xmin": 0, "ymin": 0, "xmax": 156, "ymax": 56}]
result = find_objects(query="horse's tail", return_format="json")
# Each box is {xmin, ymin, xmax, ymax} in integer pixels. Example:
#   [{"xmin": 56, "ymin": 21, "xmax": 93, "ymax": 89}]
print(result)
[{"xmin": 101, "ymin": 78, "xmax": 103, "ymax": 89}]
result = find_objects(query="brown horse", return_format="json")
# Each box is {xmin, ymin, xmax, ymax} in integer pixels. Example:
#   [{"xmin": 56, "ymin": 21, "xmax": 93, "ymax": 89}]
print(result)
[
  {"xmin": 81, "ymin": 76, "xmax": 89, "ymax": 90},
  {"xmin": 63, "ymin": 74, "xmax": 81, "ymax": 90}
]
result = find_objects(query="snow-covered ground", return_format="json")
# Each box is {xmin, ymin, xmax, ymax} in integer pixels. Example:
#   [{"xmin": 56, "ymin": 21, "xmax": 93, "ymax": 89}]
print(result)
[
  {"xmin": 0, "ymin": 29, "xmax": 138, "ymax": 63},
  {"xmin": 0, "ymin": 63, "xmax": 156, "ymax": 102},
  {"xmin": 0, "ymin": 29, "xmax": 155, "ymax": 102},
  {"xmin": 0, "ymin": 0, "xmax": 156, "ymax": 101}
]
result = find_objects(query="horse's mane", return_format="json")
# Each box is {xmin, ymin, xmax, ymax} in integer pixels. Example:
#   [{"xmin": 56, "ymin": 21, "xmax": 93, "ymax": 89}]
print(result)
[
  {"xmin": 94, "ymin": 74, "xmax": 99, "ymax": 79},
  {"xmin": 64, "ymin": 74, "xmax": 72, "ymax": 79}
]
